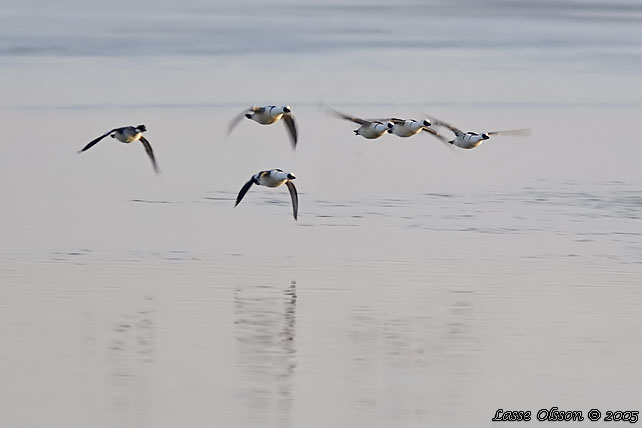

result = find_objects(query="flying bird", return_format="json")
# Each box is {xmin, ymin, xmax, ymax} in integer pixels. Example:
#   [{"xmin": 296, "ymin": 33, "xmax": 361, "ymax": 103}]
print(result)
[
  {"xmin": 235, "ymin": 169, "xmax": 299, "ymax": 220},
  {"xmin": 228, "ymin": 105, "xmax": 298, "ymax": 149},
  {"xmin": 78, "ymin": 125, "xmax": 159, "ymax": 173},
  {"xmin": 429, "ymin": 116, "xmax": 531, "ymax": 149},
  {"xmin": 324, "ymin": 106, "xmax": 391, "ymax": 139}
]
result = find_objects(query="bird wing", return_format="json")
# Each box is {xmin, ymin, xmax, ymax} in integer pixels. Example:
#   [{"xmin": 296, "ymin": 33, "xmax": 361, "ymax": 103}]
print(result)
[
  {"xmin": 227, "ymin": 106, "xmax": 265, "ymax": 137},
  {"xmin": 235, "ymin": 177, "xmax": 255, "ymax": 207},
  {"xmin": 324, "ymin": 106, "xmax": 369, "ymax": 125},
  {"xmin": 422, "ymin": 127, "xmax": 451, "ymax": 146},
  {"xmin": 139, "ymin": 136, "xmax": 160, "ymax": 174},
  {"xmin": 78, "ymin": 129, "xmax": 116, "ymax": 153},
  {"xmin": 285, "ymin": 180, "xmax": 298, "ymax": 221},
  {"xmin": 283, "ymin": 114, "xmax": 298, "ymax": 149},
  {"xmin": 428, "ymin": 115, "xmax": 464, "ymax": 136},
  {"xmin": 487, "ymin": 128, "xmax": 532, "ymax": 136}
]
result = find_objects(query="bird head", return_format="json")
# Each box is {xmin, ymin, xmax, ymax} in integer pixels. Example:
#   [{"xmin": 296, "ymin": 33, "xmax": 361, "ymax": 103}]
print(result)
[
  {"xmin": 481, "ymin": 133, "xmax": 490, "ymax": 140},
  {"xmin": 423, "ymin": 119, "xmax": 431, "ymax": 127},
  {"xmin": 287, "ymin": 173, "xmax": 296, "ymax": 180},
  {"xmin": 136, "ymin": 124, "xmax": 147, "ymax": 132},
  {"xmin": 282, "ymin": 106, "xmax": 292, "ymax": 114}
]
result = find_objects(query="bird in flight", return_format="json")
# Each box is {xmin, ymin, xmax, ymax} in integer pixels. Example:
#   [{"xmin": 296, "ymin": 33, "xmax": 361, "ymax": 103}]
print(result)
[
  {"xmin": 78, "ymin": 125, "xmax": 159, "ymax": 173},
  {"xmin": 228, "ymin": 105, "xmax": 298, "ymax": 149},
  {"xmin": 324, "ymin": 106, "xmax": 391, "ymax": 139},
  {"xmin": 429, "ymin": 116, "xmax": 531, "ymax": 149},
  {"xmin": 235, "ymin": 169, "xmax": 299, "ymax": 220}
]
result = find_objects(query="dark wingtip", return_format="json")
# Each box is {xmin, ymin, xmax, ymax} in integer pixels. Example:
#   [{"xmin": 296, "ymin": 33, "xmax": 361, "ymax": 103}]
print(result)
[{"xmin": 151, "ymin": 160, "xmax": 161, "ymax": 175}]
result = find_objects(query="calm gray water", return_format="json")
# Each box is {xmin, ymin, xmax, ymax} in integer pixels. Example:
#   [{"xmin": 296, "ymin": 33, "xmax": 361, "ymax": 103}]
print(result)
[{"xmin": 1, "ymin": 1, "xmax": 641, "ymax": 427}]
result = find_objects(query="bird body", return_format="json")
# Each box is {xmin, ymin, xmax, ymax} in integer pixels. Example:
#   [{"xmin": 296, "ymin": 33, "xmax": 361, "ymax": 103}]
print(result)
[
  {"xmin": 111, "ymin": 126, "xmax": 146, "ymax": 143},
  {"xmin": 246, "ymin": 106, "xmax": 287, "ymax": 125},
  {"xmin": 451, "ymin": 132, "xmax": 489, "ymax": 149},
  {"xmin": 254, "ymin": 169, "xmax": 294, "ymax": 187},
  {"xmin": 354, "ymin": 122, "xmax": 389, "ymax": 139},
  {"xmin": 387, "ymin": 119, "xmax": 431, "ymax": 138}
]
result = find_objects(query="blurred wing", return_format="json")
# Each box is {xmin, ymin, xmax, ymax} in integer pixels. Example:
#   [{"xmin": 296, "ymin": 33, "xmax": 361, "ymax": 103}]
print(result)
[
  {"xmin": 78, "ymin": 129, "xmax": 115, "ymax": 153},
  {"xmin": 487, "ymin": 128, "xmax": 532, "ymax": 136},
  {"xmin": 422, "ymin": 127, "xmax": 452, "ymax": 147},
  {"xmin": 427, "ymin": 115, "xmax": 463, "ymax": 136},
  {"xmin": 227, "ymin": 108, "xmax": 251, "ymax": 137},
  {"xmin": 283, "ymin": 114, "xmax": 298, "ymax": 149},
  {"xmin": 139, "ymin": 137, "xmax": 160, "ymax": 174},
  {"xmin": 324, "ymin": 106, "xmax": 368, "ymax": 125},
  {"xmin": 235, "ymin": 178, "xmax": 255, "ymax": 207},
  {"xmin": 285, "ymin": 180, "xmax": 298, "ymax": 221},
  {"xmin": 364, "ymin": 117, "xmax": 403, "ymax": 125}
]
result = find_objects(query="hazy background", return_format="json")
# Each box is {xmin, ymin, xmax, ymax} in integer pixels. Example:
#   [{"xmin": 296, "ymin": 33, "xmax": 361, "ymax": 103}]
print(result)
[{"xmin": 1, "ymin": 1, "xmax": 641, "ymax": 427}]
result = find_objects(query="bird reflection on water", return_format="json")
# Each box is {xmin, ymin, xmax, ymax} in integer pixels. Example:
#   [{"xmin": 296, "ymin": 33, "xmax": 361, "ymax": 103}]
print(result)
[
  {"xmin": 234, "ymin": 280, "xmax": 297, "ymax": 427},
  {"xmin": 108, "ymin": 296, "xmax": 156, "ymax": 428},
  {"xmin": 442, "ymin": 288, "xmax": 475, "ymax": 418}
]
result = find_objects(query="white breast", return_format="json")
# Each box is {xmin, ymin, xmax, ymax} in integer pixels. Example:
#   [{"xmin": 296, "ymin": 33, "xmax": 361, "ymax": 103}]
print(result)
[
  {"xmin": 251, "ymin": 107, "xmax": 283, "ymax": 125},
  {"xmin": 454, "ymin": 135, "xmax": 483, "ymax": 149},
  {"xmin": 464, "ymin": 133, "xmax": 483, "ymax": 143},
  {"xmin": 359, "ymin": 123, "xmax": 387, "ymax": 139},
  {"xmin": 393, "ymin": 122, "xmax": 423, "ymax": 137},
  {"xmin": 113, "ymin": 128, "xmax": 141, "ymax": 143},
  {"xmin": 259, "ymin": 171, "xmax": 289, "ymax": 187}
]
